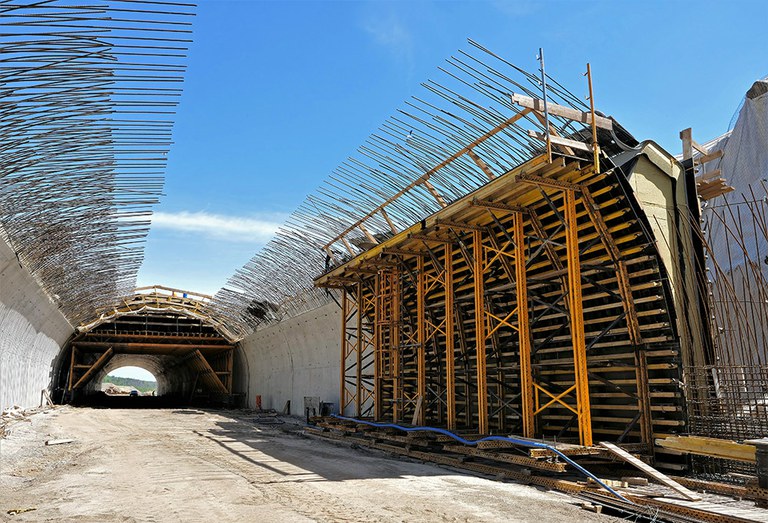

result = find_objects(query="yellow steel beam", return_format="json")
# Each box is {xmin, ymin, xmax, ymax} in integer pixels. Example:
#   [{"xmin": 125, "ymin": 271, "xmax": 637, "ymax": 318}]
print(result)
[
  {"xmin": 391, "ymin": 269, "xmax": 401, "ymax": 423},
  {"xmin": 340, "ymin": 290, "xmax": 349, "ymax": 415},
  {"xmin": 445, "ymin": 242, "xmax": 456, "ymax": 431},
  {"xmin": 314, "ymin": 153, "xmax": 550, "ymax": 287},
  {"xmin": 516, "ymin": 173, "xmax": 582, "ymax": 192},
  {"xmin": 417, "ymin": 256, "xmax": 426, "ymax": 425},
  {"xmin": 356, "ymin": 284, "xmax": 364, "ymax": 417},
  {"xmin": 565, "ymin": 189, "xmax": 593, "ymax": 446},
  {"xmin": 656, "ymin": 436, "xmax": 757, "ymax": 463},
  {"xmin": 473, "ymin": 229, "xmax": 488, "ymax": 434},
  {"xmin": 470, "ymin": 198, "xmax": 528, "ymax": 214},
  {"xmin": 514, "ymin": 212, "xmax": 535, "ymax": 438},
  {"xmin": 374, "ymin": 272, "xmax": 383, "ymax": 421}
]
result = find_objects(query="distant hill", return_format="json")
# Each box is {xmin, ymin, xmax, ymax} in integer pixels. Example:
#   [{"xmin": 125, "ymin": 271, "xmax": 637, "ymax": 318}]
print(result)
[{"xmin": 104, "ymin": 375, "xmax": 156, "ymax": 392}]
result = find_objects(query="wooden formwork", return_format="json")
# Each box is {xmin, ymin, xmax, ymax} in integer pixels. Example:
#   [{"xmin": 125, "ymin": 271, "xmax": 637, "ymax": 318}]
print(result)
[{"xmin": 316, "ymin": 154, "xmax": 687, "ymax": 453}]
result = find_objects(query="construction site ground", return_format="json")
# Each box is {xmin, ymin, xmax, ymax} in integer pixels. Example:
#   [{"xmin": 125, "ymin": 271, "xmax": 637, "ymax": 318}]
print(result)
[{"xmin": 0, "ymin": 407, "xmax": 618, "ymax": 522}]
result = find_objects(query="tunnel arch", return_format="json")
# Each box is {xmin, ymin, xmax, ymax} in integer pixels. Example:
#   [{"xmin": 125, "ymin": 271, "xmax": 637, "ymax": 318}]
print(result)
[{"xmin": 58, "ymin": 286, "xmax": 243, "ymax": 405}]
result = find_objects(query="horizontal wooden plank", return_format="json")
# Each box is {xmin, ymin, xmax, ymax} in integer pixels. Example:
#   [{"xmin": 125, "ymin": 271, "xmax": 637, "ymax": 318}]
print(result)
[
  {"xmin": 656, "ymin": 436, "xmax": 756, "ymax": 463},
  {"xmin": 512, "ymin": 93, "xmax": 613, "ymax": 129},
  {"xmin": 527, "ymin": 130, "xmax": 592, "ymax": 152}
]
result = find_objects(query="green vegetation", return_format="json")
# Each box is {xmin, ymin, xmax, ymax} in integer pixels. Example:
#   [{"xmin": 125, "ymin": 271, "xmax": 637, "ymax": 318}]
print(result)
[{"xmin": 103, "ymin": 375, "xmax": 156, "ymax": 393}]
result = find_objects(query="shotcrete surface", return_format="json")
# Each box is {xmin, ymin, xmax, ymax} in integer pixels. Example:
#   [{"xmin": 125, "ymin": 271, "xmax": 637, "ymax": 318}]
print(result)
[
  {"xmin": 0, "ymin": 240, "xmax": 72, "ymax": 410},
  {"xmin": 239, "ymin": 302, "xmax": 341, "ymax": 412}
]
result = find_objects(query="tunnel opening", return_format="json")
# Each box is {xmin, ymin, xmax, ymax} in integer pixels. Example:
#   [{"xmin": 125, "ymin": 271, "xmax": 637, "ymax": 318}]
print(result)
[
  {"xmin": 102, "ymin": 366, "xmax": 157, "ymax": 396},
  {"xmin": 56, "ymin": 287, "xmax": 241, "ymax": 409}
]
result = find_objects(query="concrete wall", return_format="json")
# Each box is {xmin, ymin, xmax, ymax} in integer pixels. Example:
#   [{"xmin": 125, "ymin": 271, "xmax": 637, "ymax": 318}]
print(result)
[
  {"xmin": 238, "ymin": 302, "xmax": 340, "ymax": 415},
  {"xmin": 0, "ymin": 239, "xmax": 72, "ymax": 410}
]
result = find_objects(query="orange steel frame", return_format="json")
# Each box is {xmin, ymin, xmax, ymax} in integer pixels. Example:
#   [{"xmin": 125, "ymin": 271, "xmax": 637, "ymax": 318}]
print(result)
[{"xmin": 322, "ymin": 156, "xmax": 677, "ymax": 450}]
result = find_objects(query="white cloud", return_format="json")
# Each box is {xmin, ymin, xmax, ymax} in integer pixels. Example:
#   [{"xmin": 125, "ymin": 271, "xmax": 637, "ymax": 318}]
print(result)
[
  {"xmin": 362, "ymin": 12, "xmax": 414, "ymax": 68},
  {"xmin": 364, "ymin": 15, "xmax": 411, "ymax": 50},
  {"xmin": 150, "ymin": 211, "xmax": 284, "ymax": 243}
]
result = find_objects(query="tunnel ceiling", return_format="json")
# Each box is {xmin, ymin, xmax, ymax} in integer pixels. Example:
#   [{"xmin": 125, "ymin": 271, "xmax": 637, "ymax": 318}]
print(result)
[{"xmin": 64, "ymin": 287, "xmax": 235, "ymax": 398}]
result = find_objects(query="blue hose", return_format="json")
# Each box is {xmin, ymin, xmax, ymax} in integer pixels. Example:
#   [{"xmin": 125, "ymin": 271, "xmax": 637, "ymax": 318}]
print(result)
[{"xmin": 330, "ymin": 414, "xmax": 630, "ymax": 503}]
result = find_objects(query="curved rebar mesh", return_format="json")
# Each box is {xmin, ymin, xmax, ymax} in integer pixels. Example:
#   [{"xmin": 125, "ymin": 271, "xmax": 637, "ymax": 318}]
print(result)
[
  {"xmin": 212, "ymin": 41, "xmax": 599, "ymax": 338},
  {"xmin": 0, "ymin": 0, "xmax": 195, "ymax": 324}
]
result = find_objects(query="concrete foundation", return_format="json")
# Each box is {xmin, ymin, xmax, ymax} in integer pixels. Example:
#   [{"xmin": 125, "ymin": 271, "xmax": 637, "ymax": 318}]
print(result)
[
  {"xmin": 238, "ymin": 302, "xmax": 340, "ymax": 415},
  {"xmin": 0, "ymin": 239, "xmax": 73, "ymax": 410}
]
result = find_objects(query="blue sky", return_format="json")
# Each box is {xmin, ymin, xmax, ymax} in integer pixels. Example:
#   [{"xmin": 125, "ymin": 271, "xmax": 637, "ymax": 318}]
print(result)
[
  {"xmin": 107, "ymin": 366, "xmax": 156, "ymax": 383},
  {"xmin": 136, "ymin": 0, "xmax": 767, "ymax": 295}
]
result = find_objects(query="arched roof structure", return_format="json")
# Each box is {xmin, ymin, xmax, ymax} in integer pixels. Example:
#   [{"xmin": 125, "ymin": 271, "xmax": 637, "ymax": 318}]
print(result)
[{"xmin": 77, "ymin": 286, "xmax": 240, "ymax": 343}]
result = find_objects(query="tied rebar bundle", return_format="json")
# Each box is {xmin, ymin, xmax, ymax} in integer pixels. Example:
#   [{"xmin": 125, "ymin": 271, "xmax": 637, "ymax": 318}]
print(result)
[
  {"xmin": 212, "ymin": 41, "xmax": 604, "ymax": 338},
  {"xmin": 0, "ymin": 0, "xmax": 195, "ymax": 324}
]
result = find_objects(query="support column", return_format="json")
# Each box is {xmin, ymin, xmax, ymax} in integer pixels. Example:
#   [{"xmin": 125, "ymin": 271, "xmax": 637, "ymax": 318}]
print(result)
[
  {"xmin": 340, "ymin": 290, "xmax": 348, "ymax": 416},
  {"xmin": 356, "ymin": 284, "xmax": 364, "ymax": 417},
  {"xmin": 416, "ymin": 256, "xmax": 426, "ymax": 425},
  {"xmin": 391, "ymin": 270, "xmax": 401, "ymax": 424},
  {"xmin": 565, "ymin": 189, "xmax": 592, "ymax": 446},
  {"xmin": 67, "ymin": 346, "xmax": 76, "ymax": 392},
  {"xmin": 473, "ymin": 229, "xmax": 488, "ymax": 434},
  {"xmin": 514, "ymin": 213, "xmax": 535, "ymax": 438},
  {"xmin": 374, "ymin": 273, "xmax": 383, "ymax": 421},
  {"xmin": 635, "ymin": 350, "xmax": 653, "ymax": 447},
  {"xmin": 445, "ymin": 243, "xmax": 456, "ymax": 431}
]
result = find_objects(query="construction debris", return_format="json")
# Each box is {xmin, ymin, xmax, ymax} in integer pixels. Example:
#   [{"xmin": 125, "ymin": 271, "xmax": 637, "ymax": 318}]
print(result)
[
  {"xmin": 598, "ymin": 442, "xmax": 702, "ymax": 501},
  {"xmin": 44, "ymin": 439, "xmax": 74, "ymax": 446}
]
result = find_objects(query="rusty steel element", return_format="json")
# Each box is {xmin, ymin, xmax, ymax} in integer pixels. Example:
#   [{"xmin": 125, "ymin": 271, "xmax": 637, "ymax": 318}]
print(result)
[
  {"xmin": 665, "ymin": 177, "xmax": 768, "ymax": 445},
  {"xmin": 212, "ymin": 41, "xmax": 611, "ymax": 337},
  {"xmin": 0, "ymin": 1, "xmax": 195, "ymax": 324}
]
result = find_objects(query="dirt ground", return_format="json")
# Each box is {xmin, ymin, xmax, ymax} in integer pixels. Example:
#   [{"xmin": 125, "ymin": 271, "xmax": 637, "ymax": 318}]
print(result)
[{"xmin": 0, "ymin": 407, "xmax": 621, "ymax": 522}]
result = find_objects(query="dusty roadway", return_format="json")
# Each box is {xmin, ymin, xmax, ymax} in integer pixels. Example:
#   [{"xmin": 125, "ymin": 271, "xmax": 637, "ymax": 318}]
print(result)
[{"xmin": 1, "ymin": 407, "xmax": 619, "ymax": 522}]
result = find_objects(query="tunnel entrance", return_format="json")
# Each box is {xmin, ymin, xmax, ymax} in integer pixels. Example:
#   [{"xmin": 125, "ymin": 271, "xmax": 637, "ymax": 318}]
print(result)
[{"xmin": 59, "ymin": 286, "xmax": 238, "ymax": 408}]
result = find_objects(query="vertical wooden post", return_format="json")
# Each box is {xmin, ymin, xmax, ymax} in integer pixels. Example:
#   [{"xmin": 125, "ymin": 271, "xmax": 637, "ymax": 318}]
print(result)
[
  {"xmin": 68, "ymin": 346, "xmax": 76, "ymax": 392},
  {"xmin": 635, "ymin": 350, "xmax": 654, "ymax": 447},
  {"xmin": 473, "ymin": 229, "xmax": 488, "ymax": 434},
  {"xmin": 565, "ymin": 189, "xmax": 592, "ymax": 446},
  {"xmin": 445, "ymin": 243, "xmax": 456, "ymax": 431},
  {"xmin": 514, "ymin": 213, "xmax": 535, "ymax": 438},
  {"xmin": 417, "ymin": 256, "xmax": 426, "ymax": 425},
  {"xmin": 227, "ymin": 348, "xmax": 233, "ymax": 393}
]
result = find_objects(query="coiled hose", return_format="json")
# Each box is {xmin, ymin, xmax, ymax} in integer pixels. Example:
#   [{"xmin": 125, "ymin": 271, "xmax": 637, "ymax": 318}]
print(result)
[{"xmin": 330, "ymin": 414, "xmax": 630, "ymax": 503}]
